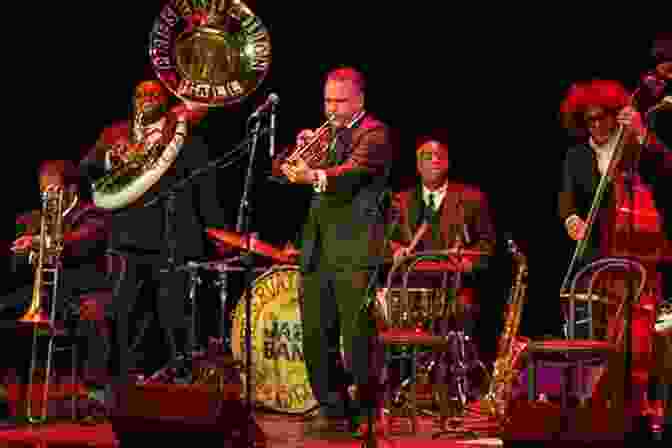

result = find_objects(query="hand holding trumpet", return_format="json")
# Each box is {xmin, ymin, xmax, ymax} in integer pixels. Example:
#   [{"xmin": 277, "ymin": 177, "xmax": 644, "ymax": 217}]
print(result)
[
  {"xmin": 280, "ymin": 158, "xmax": 313, "ymax": 184},
  {"xmin": 280, "ymin": 128, "xmax": 319, "ymax": 184}
]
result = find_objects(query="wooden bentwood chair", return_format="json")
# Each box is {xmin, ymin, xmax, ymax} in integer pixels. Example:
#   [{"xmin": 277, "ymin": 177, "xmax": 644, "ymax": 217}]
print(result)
[
  {"xmin": 526, "ymin": 257, "xmax": 647, "ymax": 423},
  {"xmin": 378, "ymin": 253, "xmax": 476, "ymax": 436}
]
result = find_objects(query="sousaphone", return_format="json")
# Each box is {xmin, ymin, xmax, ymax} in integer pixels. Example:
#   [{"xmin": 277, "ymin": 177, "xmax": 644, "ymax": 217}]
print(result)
[
  {"xmin": 150, "ymin": 0, "xmax": 271, "ymax": 107},
  {"xmin": 92, "ymin": 0, "xmax": 271, "ymax": 210}
]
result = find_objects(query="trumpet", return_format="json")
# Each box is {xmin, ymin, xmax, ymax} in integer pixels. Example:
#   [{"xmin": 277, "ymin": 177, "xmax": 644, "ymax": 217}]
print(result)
[
  {"xmin": 272, "ymin": 110, "xmax": 366, "ymax": 176},
  {"xmin": 281, "ymin": 113, "xmax": 336, "ymax": 169}
]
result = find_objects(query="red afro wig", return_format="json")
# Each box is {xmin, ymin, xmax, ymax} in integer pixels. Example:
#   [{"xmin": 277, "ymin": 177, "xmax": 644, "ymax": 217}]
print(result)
[{"xmin": 559, "ymin": 79, "xmax": 630, "ymax": 130}]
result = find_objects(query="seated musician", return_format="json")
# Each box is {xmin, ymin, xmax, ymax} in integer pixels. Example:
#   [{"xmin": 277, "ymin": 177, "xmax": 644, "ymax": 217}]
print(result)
[
  {"xmin": 389, "ymin": 133, "xmax": 496, "ymax": 326},
  {"xmin": 558, "ymin": 77, "xmax": 672, "ymax": 424},
  {"xmin": 387, "ymin": 133, "xmax": 496, "ymax": 402},
  {"xmin": 2, "ymin": 159, "xmax": 114, "ymax": 422}
]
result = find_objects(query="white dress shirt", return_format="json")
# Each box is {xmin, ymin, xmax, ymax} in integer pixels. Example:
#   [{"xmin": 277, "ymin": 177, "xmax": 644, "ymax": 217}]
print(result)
[
  {"xmin": 565, "ymin": 130, "xmax": 645, "ymax": 229},
  {"xmin": 422, "ymin": 181, "xmax": 448, "ymax": 212}
]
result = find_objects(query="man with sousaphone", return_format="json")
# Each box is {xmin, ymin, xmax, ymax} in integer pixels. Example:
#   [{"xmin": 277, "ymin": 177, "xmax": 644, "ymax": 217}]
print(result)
[
  {"xmin": 558, "ymin": 38, "xmax": 672, "ymax": 432},
  {"xmin": 79, "ymin": 78, "xmax": 231, "ymax": 411}
]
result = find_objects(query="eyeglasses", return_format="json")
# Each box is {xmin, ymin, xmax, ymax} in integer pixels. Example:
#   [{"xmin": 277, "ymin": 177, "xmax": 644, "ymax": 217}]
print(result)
[
  {"xmin": 418, "ymin": 152, "xmax": 448, "ymax": 161},
  {"xmin": 584, "ymin": 112, "xmax": 610, "ymax": 125}
]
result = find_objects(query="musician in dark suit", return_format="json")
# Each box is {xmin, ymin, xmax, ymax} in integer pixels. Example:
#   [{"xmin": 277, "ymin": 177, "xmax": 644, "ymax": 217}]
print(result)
[
  {"xmin": 2, "ymin": 159, "xmax": 114, "ymax": 420},
  {"xmin": 558, "ymin": 78, "xmax": 672, "ymax": 429},
  {"xmin": 387, "ymin": 135, "xmax": 496, "ymax": 410},
  {"xmin": 559, "ymin": 80, "xmax": 671, "ymax": 266},
  {"xmin": 280, "ymin": 67, "xmax": 397, "ymax": 434},
  {"xmin": 389, "ymin": 136, "xmax": 495, "ymax": 274},
  {"xmin": 79, "ymin": 80, "xmax": 230, "ymax": 400}
]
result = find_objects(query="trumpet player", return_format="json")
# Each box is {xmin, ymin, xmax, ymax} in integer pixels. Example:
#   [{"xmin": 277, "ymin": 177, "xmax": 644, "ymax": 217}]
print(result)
[
  {"xmin": 280, "ymin": 67, "xmax": 397, "ymax": 436},
  {"xmin": 3, "ymin": 159, "xmax": 113, "ymax": 422}
]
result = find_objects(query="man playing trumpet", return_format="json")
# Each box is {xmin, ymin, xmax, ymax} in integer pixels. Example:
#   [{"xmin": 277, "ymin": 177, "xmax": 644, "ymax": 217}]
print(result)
[{"xmin": 280, "ymin": 66, "xmax": 397, "ymax": 436}]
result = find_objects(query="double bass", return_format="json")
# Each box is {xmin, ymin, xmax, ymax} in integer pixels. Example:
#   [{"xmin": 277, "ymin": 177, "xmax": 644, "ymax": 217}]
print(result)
[{"xmin": 559, "ymin": 73, "xmax": 671, "ymax": 419}]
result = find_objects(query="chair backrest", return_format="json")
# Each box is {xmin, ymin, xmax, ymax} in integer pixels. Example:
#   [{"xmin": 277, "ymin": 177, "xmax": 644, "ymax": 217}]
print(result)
[
  {"xmin": 381, "ymin": 253, "xmax": 459, "ymax": 331},
  {"xmin": 565, "ymin": 257, "xmax": 647, "ymax": 340}
]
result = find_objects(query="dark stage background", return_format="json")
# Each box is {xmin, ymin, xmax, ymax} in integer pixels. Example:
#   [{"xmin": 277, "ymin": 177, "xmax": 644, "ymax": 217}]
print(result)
[{"xmin": 0, "ymin": 2, "xmax": 665, "ymax": 348}]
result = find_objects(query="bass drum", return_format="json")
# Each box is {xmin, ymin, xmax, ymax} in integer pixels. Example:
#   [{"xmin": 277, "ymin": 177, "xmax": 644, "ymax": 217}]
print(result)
[{"xmin": 230, "ymin": 265, "xmax": 318, "ymax": 414}]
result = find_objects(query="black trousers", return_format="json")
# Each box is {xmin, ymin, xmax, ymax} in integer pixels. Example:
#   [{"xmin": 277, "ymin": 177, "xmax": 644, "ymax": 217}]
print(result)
[
  {"xmin": 300, "ymin": 266, "xmax": 384, "ymax": 418},
  {"xmin": 108, "ymin": 252, "xmax": 190, "ymax": 384}
]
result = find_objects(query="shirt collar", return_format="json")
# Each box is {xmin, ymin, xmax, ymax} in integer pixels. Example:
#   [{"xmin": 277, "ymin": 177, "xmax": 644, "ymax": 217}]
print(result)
[{"xmin": 422, "ymin": 181, "xmax": 448, "ymax": 209}]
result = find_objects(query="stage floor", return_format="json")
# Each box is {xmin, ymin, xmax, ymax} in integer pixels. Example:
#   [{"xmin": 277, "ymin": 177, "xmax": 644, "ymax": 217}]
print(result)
[{"xmin": 0, "ymin": 411, "xmax": 504, "ymax": 448}]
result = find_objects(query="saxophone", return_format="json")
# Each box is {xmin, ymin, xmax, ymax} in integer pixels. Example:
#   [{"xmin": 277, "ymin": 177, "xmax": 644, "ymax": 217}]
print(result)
[{"xmin": 479, "ymin": 238, "xmax": 529, "ymax": 426}]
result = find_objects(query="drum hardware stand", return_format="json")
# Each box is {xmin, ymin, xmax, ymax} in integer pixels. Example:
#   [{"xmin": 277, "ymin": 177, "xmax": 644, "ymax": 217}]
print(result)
[
  {"xmin": 431, "ymin": 240, "xmax": 480, "ymax": 440},
  {"xmin": 179, "ymin": 257, "xmax": 242, "ymax": 356},
  {"xmin": 213, "ymin": 263, "xmax": 231, "ymax": 349}
]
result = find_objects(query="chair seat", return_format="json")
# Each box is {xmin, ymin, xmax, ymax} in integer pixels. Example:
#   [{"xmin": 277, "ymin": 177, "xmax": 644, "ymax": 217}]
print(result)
[
  {"xmin": 529, "ymin": 339, "xmax": 617, "ymax": 351},
  {"xmin": 528, "ymin": 339, "xmax": 617, "ymax": 363},
  {"xmin": 380, "ymin": 328, "xmax": 451, "ymax": 347}
]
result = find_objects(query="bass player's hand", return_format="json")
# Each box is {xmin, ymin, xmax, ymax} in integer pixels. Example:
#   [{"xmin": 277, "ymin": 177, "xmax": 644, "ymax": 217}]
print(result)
[
  {"xmin": 565, "ymin": 215, "xmax": 587, "ymax": 241},
  {"xmin": 11, "ymin": 235, "xmax": 37, "ymax": 252},
  {"xmin": 393, "ymin": 246, "xmax": 411, "ymax": 264}
]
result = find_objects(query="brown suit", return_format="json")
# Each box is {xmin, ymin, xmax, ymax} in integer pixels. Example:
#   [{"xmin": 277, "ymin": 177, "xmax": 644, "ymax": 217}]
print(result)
[{"xmin": 389, "ymin": 181, "xmax": 496, "ymax": 270}]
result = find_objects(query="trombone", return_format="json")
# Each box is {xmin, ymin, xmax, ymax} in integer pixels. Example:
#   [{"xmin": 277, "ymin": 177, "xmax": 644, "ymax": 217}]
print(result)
[{"xmin": 18, "ymin": 185, "xmax": 69, "ymax": 423}]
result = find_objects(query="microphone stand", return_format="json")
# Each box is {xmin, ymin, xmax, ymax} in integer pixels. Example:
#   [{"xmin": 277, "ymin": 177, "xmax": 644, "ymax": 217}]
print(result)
[
  {"xmin": 131, "ymin": 126, "xmax": 267, "ymax": 391},
  {"xmin": 236, "ymin": 116, "xmax": 263, "ymax": 448}
]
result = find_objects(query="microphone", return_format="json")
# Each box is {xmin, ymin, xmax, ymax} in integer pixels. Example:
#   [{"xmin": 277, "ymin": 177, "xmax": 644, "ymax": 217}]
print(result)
[
  {"xmin": 462, "ymin": 224, "xmax": 471, "ymax": 246},
  {"xmin": 269, "ymin": 97, "xmax": 276, "ymax": 157},
  {"xmin": 504, "ymin": 232, "xmax": 519, "ymax": 255},
  {"xmin": 250, "ymin": 93, "xmax": 279, "ymax": 119}
]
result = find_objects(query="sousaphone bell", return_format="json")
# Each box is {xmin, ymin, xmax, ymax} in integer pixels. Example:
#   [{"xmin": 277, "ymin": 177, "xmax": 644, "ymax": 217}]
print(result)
[
  {"xmin": 149, "ymin": 0, "xmax": 272, "ymax": 107},
  {"xmin": 92, "ymin": 1, "xmax": 272, "ymax": 210}
]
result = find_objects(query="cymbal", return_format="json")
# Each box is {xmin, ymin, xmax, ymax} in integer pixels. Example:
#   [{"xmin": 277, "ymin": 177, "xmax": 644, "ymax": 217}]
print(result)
[
  {"xmin": 383, "ymin": 248, "xmax": 490, "ymax": 264},
  {"xmin": 413, "ymin": 249, "xmax": 490, "ymax": 257},
  {"xmin": 206, "ymin": 228, "xmax": 297, "ymax": 264},
  {"xmin": 559, "ymin": 293, "xmax": 609, "ymax": 304}
]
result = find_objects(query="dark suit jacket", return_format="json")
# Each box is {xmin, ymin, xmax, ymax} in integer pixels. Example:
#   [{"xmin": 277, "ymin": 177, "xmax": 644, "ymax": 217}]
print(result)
[
  {"xmin": 4, "ymin": 201, "xmax": 114, "ymax": 314},
  {"xmin": 558, "ymin": 138, "xmax": 672, "ymax": 266},
  {"xmin": 299, "ymin": 114, "xmax": 396, "ymax": 272},
  {"xmin": 389, "ymin": 181, "xmax": 496, "ymax": 272},
  {"xmin": 15, "ymin": 200, "xmax": 111, "ymax": 269},
  {"xmin": 80, "ymin": 125, "xmax": 229, "ymax": 262}
]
